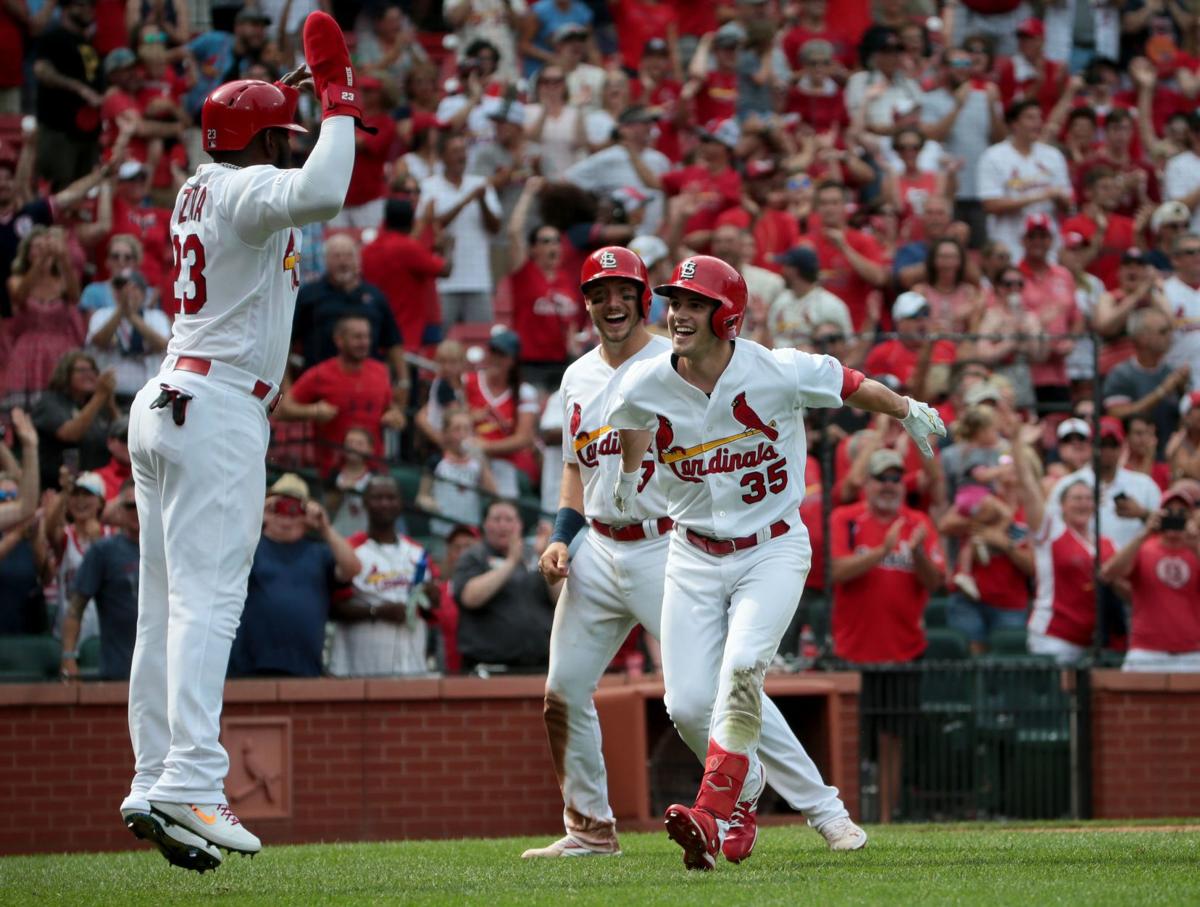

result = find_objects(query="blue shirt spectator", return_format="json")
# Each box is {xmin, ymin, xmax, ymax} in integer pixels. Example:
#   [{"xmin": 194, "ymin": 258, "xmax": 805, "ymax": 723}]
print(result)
[
  {"xmin": 71, "ymin": 527, "xmax": 139, "ymax": 679},
  {"xmin": 526, "ymin": 0, "xmax": 593, "ymax": 76}
]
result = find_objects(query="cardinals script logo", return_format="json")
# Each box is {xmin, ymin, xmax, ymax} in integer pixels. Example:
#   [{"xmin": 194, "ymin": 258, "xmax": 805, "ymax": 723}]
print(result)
[{"xmin": 655, "ymin": 394, "xmax": 783, "ymax": 484}]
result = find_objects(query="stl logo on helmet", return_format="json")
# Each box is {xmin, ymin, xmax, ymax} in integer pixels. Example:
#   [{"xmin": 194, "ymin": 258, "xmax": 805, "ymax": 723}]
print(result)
[
  {"xmin": 599, "ymin": 250, "xmax": 618, "ymax": 269},
  {"xmin": 680, "ymin": 259, "xmax": 697, "ymax": 280}
]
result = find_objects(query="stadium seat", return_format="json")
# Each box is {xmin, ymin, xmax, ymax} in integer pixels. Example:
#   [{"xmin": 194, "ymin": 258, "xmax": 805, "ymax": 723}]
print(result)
[
  {"xmin": 923, "ymin": 627, "xmax": 970, "ymax": 661},
  {"xmin": 924, "ymin": 597, "xmax": 949, "ymax": 629},
  {"xmin": 0, "ymin": 635, "xmax": 62, "ymax": 682},
  {"xmin": 78, "ymin": 637, "xmax": 102, "ymax": 680},
  {"xmin": 988, "ymin": 626, "xmax": 1028, "ymax": 657}
]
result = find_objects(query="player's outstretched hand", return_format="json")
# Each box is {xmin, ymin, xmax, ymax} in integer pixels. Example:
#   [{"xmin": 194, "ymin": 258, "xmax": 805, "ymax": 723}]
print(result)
[
  {"xmin": 900, "ymin": 397, "xmax": 946, "ymax": 459},
  {"xmin": 539, "ymin": 541, "xmax": 570, "ymax": 582},
  {"xmin": 280, "ymin": 65, "xmax": 314, "ymax": 94}
]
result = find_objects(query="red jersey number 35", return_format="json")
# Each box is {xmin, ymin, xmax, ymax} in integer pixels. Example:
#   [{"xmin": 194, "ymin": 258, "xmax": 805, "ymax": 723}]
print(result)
[{"xmin": 171, "ymin": 234, "xmax": 208, "ymax": 315}]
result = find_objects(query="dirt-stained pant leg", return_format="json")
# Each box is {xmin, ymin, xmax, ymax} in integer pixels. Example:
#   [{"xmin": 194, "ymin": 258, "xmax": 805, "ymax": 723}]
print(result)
[
  {"xmin": 659, "ymin": 534, "xmax": 766, "ymax": 798},
  {"xmin": 543, "ymin": 533, "xmax": 668, "ymax": 846}
]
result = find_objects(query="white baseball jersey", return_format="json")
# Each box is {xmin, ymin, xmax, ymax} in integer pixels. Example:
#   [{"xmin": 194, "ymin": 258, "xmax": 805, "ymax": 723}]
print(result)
[
  {"xmin": 1164, "ymin": 275, "xmax": 1200, "ymax": 391},
  {"xmin": 329, "ymin": 534, "xmax": 430, "ymax": 677},
  {"xmin": 166, "ymin": 163, "xmax": 309, "ymax": 386},
  {"xmin": 608, "ymin": 340, "xmax": 849, "ymax": 537},
  {"xmin": 561, "ymin": 334, "xmax": 671, "ymax": 525}
]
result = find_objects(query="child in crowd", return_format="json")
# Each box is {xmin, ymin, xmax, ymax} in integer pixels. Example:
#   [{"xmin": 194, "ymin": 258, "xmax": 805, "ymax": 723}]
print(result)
[{"xmin": 416, "ymin": 407, "xmax": 497, "ymax": 537}]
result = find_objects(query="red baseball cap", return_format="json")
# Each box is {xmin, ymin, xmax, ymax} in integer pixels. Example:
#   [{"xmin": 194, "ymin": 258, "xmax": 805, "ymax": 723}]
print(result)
[
  {"xmin": 1099, "ymin": 416, "xmax": 1125, "ymax": 443},
  {"xmin": 1163, "ymin": 482, "xmax": 1199, "ymax": 509},
  {"xmin": 1023, "ymin": 213, "xmax": 1054, "ymax": 236},
  {"xmin": 1181, "ymin": 390, "xmax": 1200, "ymax": 417},
  {"xmin": 1061, "ymin": 230, "xmax": 1087, "ymax": 250},
  {"xmin": 1016, "ymin": 18, "xmax": 1045, "ymax": 38}
]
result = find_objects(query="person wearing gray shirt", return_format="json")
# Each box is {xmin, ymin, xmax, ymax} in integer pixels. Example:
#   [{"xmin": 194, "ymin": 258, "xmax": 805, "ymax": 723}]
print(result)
[{"xmin": 921, "ymin": 46, "xmax": 1004, "ymax": 248}]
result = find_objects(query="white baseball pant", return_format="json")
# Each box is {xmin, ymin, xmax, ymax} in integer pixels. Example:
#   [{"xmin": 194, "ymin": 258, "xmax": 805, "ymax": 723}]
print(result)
[
  {"xmin": 545, "ymin": 528, "xmax": 846, "ymax": 846},
  {"xmin": 659, "ymin": 524, "xmax": 821, "ymax": 807},
  {"xmin": 126, "ymin": 367, "xmax": 269, "ymax": 805}
]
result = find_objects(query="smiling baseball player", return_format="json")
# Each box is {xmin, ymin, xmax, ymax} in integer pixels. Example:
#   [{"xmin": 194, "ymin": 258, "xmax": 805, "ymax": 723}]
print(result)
[
  {"xmin": 525, "ymin": 247, "xmax": 867, "ymax": 863},
  {"xmin": 119, "ymin": 13, "xmax": 362, "ymax": 872},
  {"xmin": 607, "ymin": 255, "xmax": 945, "ymax": 870}
]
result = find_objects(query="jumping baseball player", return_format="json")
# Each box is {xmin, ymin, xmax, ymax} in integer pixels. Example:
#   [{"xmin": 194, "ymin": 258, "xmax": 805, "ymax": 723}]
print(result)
[
  {"xmin": 525, "ymin": 247, "xmax": 866, "ymax": 863},
  {"xmin": 608, "ymin": 255, "xmax": 945, "ymax": 870},
  {"xmin": 119, "ymin": 13, "xmax": 362, "ymax": 872}
]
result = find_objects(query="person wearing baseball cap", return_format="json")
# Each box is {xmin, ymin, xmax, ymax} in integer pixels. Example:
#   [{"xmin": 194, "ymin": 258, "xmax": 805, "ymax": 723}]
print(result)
[
  {"xmin": 1018, "ymin": 211, "xmax": 1077, "ymax": 408},
  {"xmin": 767, "ymin": 246, "xmax": 854, "ymax": 350},
  {"xmin": 862, "ymin": 291, "xmax": 957, "ymax": 389},
  {"xmin": 1145, "ymin": 201, "xmax": 1191, "ymax": 272},
  {"xmin": 996, "ymin": 18, "xmax": 1064, "ymax": 115},
  {"xmin": 689, "ymin": 24, "xmax": 742, "ymax": 124},
  {"xmin": 1100, "ymin": 479, "xmax": 1200, "ymax": 673}
]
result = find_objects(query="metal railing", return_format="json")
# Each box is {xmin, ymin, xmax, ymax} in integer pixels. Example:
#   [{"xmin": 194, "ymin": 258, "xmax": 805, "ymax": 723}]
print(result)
[{"xmin": 857, "ymin": 659, "xmax": 1088, "ymax": 823}]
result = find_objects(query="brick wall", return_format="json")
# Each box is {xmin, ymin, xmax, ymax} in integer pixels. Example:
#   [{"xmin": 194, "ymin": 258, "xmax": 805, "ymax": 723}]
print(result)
[
  {"xmin": 0, "ymin": 674, "xmax": 855, "ymax": 856},
  {"xmin": 1090, "ymin": 671, "xmax": 1200, "ymax": 819}
]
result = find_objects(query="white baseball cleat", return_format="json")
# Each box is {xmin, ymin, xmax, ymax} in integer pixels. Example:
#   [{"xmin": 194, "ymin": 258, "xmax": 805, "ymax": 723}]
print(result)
[
  {"xmin": 521, "ymin": 835, "xmax": 622, "ymax": 858},
  {"xmin": 150, "ymin": 801, "xmax": 262, "ymax": 855},
  {"xmin": 816, "ymin": 816, "xmax": 868, "ymax": 851},
  {"xmin": 121, "ymin": 803, "xmax": 223, "ymax": 873}
]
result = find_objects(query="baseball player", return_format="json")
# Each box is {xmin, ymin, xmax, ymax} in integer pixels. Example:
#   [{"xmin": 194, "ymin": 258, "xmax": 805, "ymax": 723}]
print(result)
[
  {"xmin": 608, "ymin": 255, "xmax": 945, "ymax": 870},
  {"xmin": 119, "ymin": 13, "xmax": 363, "ymax": 872},
  {"xmin": 525, "ymin": 247, "xmax": 866, "ymax": 863}
]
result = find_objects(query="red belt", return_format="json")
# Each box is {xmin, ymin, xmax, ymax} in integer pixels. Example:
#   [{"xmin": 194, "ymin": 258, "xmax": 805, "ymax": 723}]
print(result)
[
  {"xmin": 684, "ymin": 519, "xmax": 790, "ymax": 557},
  {"xmin": 175, "ymin": 356, "xmax": 274, "ymax": 401},
  {"xmin": 591, "ymin": 516, "xmax": 674, "ymax": 542}
]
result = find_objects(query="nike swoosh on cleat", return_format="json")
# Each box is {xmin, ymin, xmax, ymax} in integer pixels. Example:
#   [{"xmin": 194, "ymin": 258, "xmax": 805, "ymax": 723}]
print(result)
[{"xmin": 190, "ymin": 806, "xmax": 218, "ymax": 825}]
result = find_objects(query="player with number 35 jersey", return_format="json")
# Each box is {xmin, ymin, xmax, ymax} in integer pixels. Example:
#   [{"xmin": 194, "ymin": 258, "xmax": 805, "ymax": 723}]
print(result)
[
  {"xmin": 608, "ymin": 255, "xmax": 946, "ymax": 870},
  {"xmin": 119, "ymin": 13, "xmax": 363, "ymax": 874}
]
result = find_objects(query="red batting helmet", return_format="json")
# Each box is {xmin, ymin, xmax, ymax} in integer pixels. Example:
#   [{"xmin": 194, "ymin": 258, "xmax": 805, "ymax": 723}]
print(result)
[
  {"xmin": 654, "ymin": 255, "xmax": 747, "ymax": 340},
  {"xmin": 201, "ymin": 80, "xmax": 308, "ymax": 152},
  {"xmin": 579, "ymin": 246, "xmax": 652, "ymax": 318}
]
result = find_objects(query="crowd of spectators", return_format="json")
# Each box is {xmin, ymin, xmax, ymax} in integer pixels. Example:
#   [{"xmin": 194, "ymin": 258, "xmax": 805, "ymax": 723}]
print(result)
[{"xmin": 4, "ymin": 0, "xmax": 1200, "ymax": 682}]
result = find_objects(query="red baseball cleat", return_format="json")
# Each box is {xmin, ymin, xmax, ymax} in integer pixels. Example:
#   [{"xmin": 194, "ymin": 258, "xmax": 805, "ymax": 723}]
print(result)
[
  {"xmin": 664, "ymin": 804, "xmax": 721, "ymax": 871},
  {"xmin": 722, "ymin": 771, "xmax": 766, "ymax": 863}
]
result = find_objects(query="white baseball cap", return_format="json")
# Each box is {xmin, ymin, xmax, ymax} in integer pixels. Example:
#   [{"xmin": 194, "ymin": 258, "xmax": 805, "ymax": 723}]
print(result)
[
  {"xmin": 1057, "ymin": 418, "xmax": 1092, "ymax": 440},
  {"xmin": 628, "ymin": 235, "xmax": 669, "ymax": 269},
  {"xmin": 892, "ymin": 291, "xmax": 930, "ymax": 321},
  {"xmin": 1151, "ymin": 200, "xmax": 1191, "ymax": 232},
  {"xmin": 73, "ymin": 471, "xmax": 106, "ymax": 498}
]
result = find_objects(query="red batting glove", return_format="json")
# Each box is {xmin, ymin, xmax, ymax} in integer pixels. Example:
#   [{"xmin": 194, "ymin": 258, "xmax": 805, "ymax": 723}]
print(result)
[{"xmin": 303, "ymin": 10, "xmax": 369, "ymax": 125}]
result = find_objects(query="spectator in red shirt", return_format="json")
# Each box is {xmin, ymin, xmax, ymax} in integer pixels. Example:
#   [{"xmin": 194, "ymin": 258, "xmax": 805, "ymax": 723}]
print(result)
[
  {"xmin": 99, "ymin": 48, "xmax": 184, "ymax": 163},
  {"xmin": 277, "ymin": 315, "xmax": 406, "ymax": 477},
  {"xmin": 433, "ymin": 523, "xmax": 479, "ymax": 674},
  {"xmin": 683, "ymin": 24, "xmax": 741, "ymax": 125},
  {"xmin": 996, "ymin": 18, "xmax": 1066, "ymax": 116},
  {"xmin": 1018, "ymin": 213, "xmax": 1080, "ymax": 408},
  {"xmin": 610, "ymin": 0, "xmax": 679, "ymax": 75},
  {"xmin": 332, "ymin": 76, "xmax": 396, "ymax": 229},
  {"xmin": 93, "ymin": 417, "xmax": 131, "ymax": 501},
  {"xmin": 661, "ymin": 119, "xmax": 742, "ymax": 250},
  {"xmin": 831, "ymin": 448, "xmax": 945, "ymax": 664},
  {"xmin": 1061, "ymin": 166, "xmax": 1137, "ymax": 290},
  {"xmin": 782, "ymin": 0, "xmax": 857, "ymax": 72},
  {"xmin": 1101, "ymin": 483, "xmax": 1200, "ymax": 672},
  {"xmin": 630, "ymin": 38, "xmax": 686, "ymax": 163},
  {"xmin": 810, "ymin": 180, "xmax": 889, "ymax": 329},
  {"xmin": 361, "ymin": 198, "xmax": 451, "ymax": 353},
  {"xmin": 107, "ymin": 162, "xmax": 173, "ymax": 309},
  {"xmin": 1081, "ymin": 108, "xmax": 1158, "ymax": 218},
  {"xmin": 783, "ymin": 39, "xmax": 849, "ymax": 135},
  {"xmin": 506, "ymin": 176, "xmax": 581, "ymax": 388},
  {"xmin": 863, "ymin": 291, "xmax": 957, "ymax": 387}
]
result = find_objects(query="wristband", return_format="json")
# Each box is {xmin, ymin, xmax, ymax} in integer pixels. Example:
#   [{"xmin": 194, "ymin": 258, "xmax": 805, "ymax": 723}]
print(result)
[{"xmin": 549, "ymin": 507, "xmax": 586, "ymax": 547}]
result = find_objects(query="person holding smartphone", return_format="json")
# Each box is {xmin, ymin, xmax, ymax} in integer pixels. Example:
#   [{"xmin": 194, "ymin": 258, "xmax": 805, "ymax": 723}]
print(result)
[{"xmin": 1101, "ymin": 483, "xmax": 1200, "ymax": 672}]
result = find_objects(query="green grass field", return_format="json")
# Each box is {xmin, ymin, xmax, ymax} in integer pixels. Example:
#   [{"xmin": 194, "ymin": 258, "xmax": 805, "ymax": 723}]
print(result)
[{"xmin": 3, "ymin": 822, "xmax": 1199, "ymax": 905}]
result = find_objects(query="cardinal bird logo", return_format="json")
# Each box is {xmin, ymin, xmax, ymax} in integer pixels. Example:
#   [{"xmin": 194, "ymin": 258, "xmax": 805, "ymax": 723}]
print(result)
[
  {"xmin": 569, "ymin": 402, "xmax": 582, "ymax": 439},
  {"xmin": 655, "ymin": 414, "xmax": 676, "ymax": 454},
  {"xmin": 731, "ymin": 392, "xmax": 778, "ymax": 441}
]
